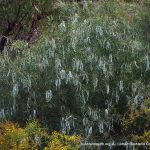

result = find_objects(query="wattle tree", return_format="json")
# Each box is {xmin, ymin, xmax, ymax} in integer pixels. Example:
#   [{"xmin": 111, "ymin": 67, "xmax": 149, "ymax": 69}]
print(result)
[{"xmin": 0, "ymin": 0, "xmax": 150, "ymax": 146}]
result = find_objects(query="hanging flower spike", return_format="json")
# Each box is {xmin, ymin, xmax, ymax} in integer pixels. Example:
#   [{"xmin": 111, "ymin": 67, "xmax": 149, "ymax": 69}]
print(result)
[
  {"xmin": 46, "ymin": 89, "xmax": 53, "ymax": 102},
  {"xmin": 12, "ymin": 83, "xmax": 19, "ymax": 97},
  {"xmin": 59, "ymin": 20, "xmax": 66, "ymax": 32}
]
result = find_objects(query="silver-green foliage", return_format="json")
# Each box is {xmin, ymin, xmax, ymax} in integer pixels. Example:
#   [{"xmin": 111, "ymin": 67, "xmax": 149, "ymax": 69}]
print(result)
[{"xmin": 0, "ymin": 1, "xmax": 150, "ymax": 140}]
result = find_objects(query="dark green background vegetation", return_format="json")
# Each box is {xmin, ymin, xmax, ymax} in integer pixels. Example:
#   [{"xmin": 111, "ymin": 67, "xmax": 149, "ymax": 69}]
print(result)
[{"xmin": 0, "ymin": 0, "xmax": 150, "ymax": 149}]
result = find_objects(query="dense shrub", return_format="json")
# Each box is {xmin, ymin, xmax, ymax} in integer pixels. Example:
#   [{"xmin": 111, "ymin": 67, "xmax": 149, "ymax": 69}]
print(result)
[
  {"xmin": 0, "ymin": 122, "xmax": 28, "ymax": 150},
  {"xmin": 0, "ymin": 121, "xmax": 80, "ymax": 150},
  {"xmin": 46, "ymin": 131, "xmax": 81, "ymax": 150},
  {"xmin": 123, "ymin": 99, "xmax": 150, "ymax": 141}
]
